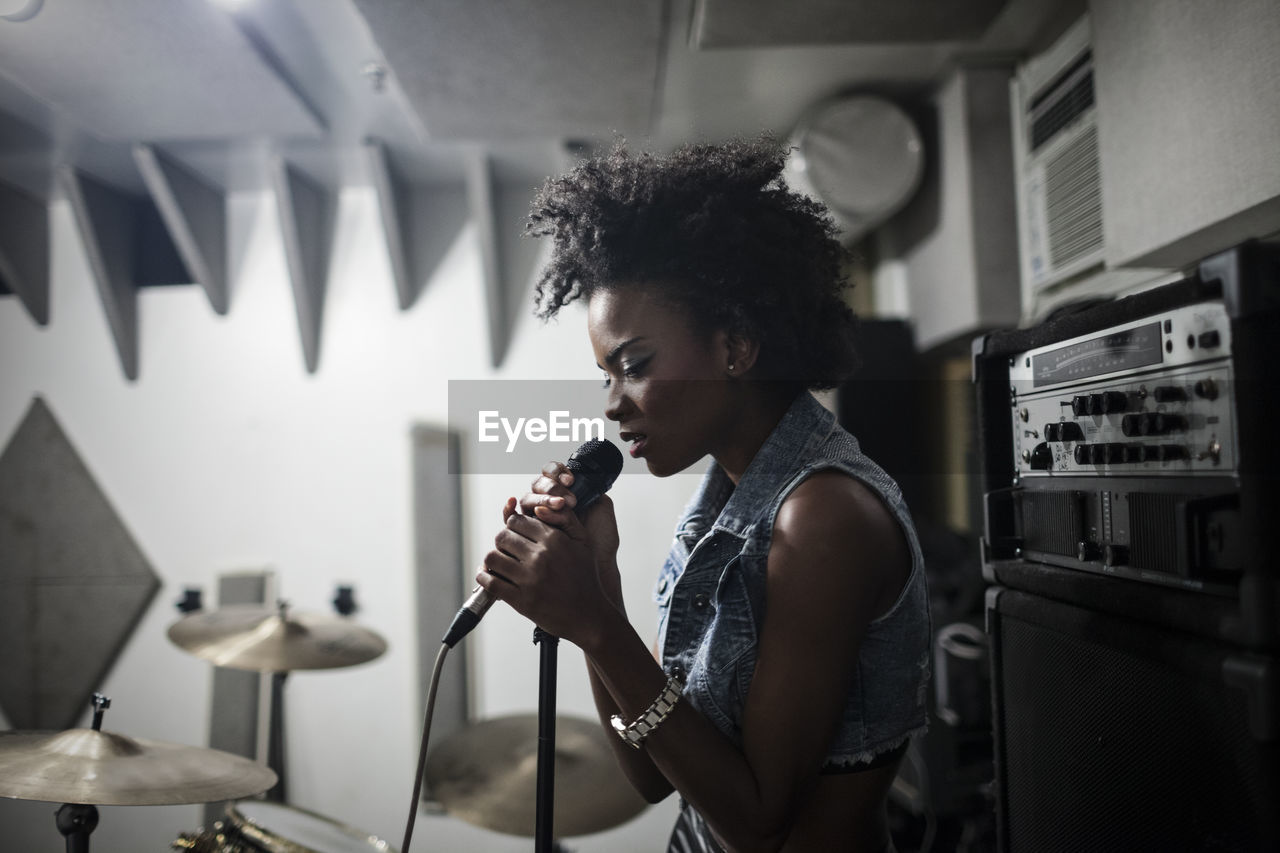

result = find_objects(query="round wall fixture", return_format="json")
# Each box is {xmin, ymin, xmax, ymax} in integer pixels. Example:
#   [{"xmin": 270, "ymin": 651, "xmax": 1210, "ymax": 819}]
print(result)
[
  {"xmin": 785, "ymin": 94, "xmax": 924, "ymax": 244},
  {"xmin": 0, "ymin": 0, "xmax": 43, "ymax": 23}
]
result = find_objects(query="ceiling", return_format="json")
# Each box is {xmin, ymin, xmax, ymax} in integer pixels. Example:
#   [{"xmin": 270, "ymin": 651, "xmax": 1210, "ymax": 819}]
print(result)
[
  {"xmin": 0, "ymin": 0, "xmax": 1081, "ymax": 375},
  {"xmin": 0, "ymin": 0, "xmax": 1081, "ymax": 197}
]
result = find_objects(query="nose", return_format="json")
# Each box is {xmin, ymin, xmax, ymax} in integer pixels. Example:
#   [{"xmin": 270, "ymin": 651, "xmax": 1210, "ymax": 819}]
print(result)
[{"xmin": 604, "ymin": 383, "xmax": 629, "ymax": 422}]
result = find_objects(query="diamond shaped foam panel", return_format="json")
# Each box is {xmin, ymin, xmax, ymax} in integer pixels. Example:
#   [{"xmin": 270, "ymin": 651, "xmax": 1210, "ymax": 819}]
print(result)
[{"xmin": 0, "ymin": 397, "xmax": 160, "ymax": 730}]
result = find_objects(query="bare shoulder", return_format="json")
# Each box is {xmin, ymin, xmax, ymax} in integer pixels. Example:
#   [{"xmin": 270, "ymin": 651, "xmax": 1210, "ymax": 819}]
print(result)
[
  {"xmin": 775, "ymin": 470, "xmax": 904, "ymax": 551},
  {"xmin": 771, "ymin": 470, "xmax": 911, "ymax": 618}
]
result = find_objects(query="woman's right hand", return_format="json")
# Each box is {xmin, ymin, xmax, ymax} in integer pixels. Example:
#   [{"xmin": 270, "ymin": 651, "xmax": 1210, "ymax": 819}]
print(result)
[{"xmin": 516, "ymin": 460, "xmax": 623, "ymax": 606}]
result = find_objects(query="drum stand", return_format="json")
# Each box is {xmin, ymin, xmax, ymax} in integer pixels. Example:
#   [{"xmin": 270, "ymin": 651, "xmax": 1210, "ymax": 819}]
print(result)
[
  {"xmin": 55, "ymin": 803, "xmax": 98, "ymax": 853},
  {"xmin": 264, "ymin": 671, "xmax": 288, "ymax": 802},
  {"xmin": 53, "ymin": 695, "xmax": 111, "ymax": 853}
]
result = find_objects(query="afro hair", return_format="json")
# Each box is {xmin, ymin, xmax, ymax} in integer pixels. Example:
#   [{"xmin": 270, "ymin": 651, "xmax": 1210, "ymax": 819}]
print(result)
[{"xmin": 526, "ymin": 137, "xmax": 860, "ymax": 390}]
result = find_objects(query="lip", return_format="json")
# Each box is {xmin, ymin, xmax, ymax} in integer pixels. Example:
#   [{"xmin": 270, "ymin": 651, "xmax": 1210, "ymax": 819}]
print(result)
[{"xmin": 619, "ymin": 430, "xmax": 648, "ymax": 458}]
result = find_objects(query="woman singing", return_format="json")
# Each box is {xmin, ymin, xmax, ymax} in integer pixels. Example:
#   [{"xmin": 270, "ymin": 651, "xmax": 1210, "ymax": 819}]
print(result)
[{"xmin": 476, "ymin": 138, "xmax": 930, "ymax": 853}]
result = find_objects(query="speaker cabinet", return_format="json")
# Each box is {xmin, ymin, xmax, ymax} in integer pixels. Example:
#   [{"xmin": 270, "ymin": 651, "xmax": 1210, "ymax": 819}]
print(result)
[{"xmin": 987, "ymin": 586, "xmax": 1278, "ymax": 852}]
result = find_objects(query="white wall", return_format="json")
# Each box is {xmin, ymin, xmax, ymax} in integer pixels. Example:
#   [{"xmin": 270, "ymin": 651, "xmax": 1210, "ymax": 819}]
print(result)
[
  {"xmin": 0, "ymin": 186, "xmax": 689, "ymax": 850},
  {"xmin": 876, "ymin": 64, "xmax": 1021, "ymax": 351}
]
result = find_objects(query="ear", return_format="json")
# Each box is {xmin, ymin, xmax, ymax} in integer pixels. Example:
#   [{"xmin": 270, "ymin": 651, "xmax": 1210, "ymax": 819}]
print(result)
[{"xmin": 720, "ymin": 329, "xmax": 759, "ymax": 376}]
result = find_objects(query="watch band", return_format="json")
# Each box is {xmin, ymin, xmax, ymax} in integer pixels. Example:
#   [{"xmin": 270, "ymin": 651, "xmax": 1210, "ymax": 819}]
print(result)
[{"xmin": 610, "ymin": 674, "xmax": 685, "ymax": 749}]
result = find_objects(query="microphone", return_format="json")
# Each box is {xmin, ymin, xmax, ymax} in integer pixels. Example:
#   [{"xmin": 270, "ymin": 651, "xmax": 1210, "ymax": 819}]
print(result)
[{"xmin": 441, "ymin": 439, "xmax": 625, "ymax": 647}]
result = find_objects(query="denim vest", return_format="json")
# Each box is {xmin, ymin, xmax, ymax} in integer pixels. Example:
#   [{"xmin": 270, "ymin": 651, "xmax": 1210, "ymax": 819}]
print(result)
[{"xmin": 655, "ymin": 392, "xmax": 931, "ymax": 767}]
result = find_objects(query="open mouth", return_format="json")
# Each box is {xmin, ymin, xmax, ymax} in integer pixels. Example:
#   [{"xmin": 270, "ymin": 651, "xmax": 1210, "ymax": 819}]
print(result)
[{"xmin": 619, "ymin": 431, "xmax": 648, "ymax": 457}]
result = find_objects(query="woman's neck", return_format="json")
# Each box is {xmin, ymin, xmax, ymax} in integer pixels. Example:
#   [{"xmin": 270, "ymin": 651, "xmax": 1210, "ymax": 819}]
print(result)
[{"xmin": 713, "ymin": 385, "xmax": 802, "ymax": 485}]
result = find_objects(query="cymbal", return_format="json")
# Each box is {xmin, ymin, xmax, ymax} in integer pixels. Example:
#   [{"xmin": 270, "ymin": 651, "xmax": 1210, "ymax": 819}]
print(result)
[
  {"xmin": 425, "ymin": 714, "xmax": 647, "ymax": 838},
  {"xmin": 0, "ymin": 728, "xmax": 277, "ymax": 805},
  {"xmin": 167, "ymin": 604, "xmax": 388, "ymax": 672}
]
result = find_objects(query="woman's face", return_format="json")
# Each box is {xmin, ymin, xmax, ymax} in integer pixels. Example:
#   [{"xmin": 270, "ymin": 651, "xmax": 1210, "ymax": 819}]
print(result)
[{"xmin": 587, "ymin": 286, "xmax": 735, "ymax": 477}]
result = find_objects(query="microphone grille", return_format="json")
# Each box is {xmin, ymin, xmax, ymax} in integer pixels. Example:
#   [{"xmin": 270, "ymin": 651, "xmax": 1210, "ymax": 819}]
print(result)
[{"xmin": 567, "ymin": 438, "xmax": 624, "ymax": 487}]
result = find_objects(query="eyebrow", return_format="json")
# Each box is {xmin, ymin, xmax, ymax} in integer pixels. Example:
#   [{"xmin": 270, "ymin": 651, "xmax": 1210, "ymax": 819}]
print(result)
[{"xmin": 599, "ymin": 336, "xmax": 645, "ymax": 369}]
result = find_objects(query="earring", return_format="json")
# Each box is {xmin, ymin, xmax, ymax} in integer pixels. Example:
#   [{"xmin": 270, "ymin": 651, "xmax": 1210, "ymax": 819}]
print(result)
[{"xmin": 728, "ymin": 364, "xmax": 735, "ymax": 372}]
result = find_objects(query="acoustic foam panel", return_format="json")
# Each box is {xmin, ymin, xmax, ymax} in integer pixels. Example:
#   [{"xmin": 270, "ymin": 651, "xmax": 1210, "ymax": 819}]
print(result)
[
  {"xmin": 350, "ymin": 0, "xmax": 665, "ymax": 140},
  {"xmin": 0, "ymin": 0, "xmax": 322, "ymax": 141},
  {"xmin": 0, "ymin": 397, "xmax": 160, "ymax": 730}
]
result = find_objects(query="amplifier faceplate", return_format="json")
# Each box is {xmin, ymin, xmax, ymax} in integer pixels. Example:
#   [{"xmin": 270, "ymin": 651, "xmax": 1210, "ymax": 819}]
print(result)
[{"xmin": 1007, "ymin": 302, "xmax": 1238, "ymax": 478}]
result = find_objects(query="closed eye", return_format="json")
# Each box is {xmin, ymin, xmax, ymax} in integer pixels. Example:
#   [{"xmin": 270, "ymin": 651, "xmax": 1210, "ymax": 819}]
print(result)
[
  {"xmin": 621, "ymin": 356, "xmax": 650, "ymax": 379},
  {"xmin": 601, "ymin": 355, "xmax": 650, "ymax": 389}
]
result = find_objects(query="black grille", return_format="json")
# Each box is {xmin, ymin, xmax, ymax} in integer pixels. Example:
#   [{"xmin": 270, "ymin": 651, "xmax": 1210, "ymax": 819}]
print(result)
[
  {"xmin": 1029, "ymin": 53, "xmax": 1094, "ymax": 152},
  {"xmin": 994, "ymin": 597, "xmax": 1279, "ymax": 851},
  {"xmin": 1020, "ymin": 490, "xmax": 1083, "ymax": 557},
  {"xmin": 1129, "ymin": 492, "xmax": 1180, "ymax": 573}
]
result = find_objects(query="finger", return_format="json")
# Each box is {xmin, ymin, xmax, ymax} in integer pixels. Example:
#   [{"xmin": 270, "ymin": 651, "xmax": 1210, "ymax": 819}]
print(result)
[
  {"xmin": 494, "ymin": 525, "xmax": 539, "ymax": 561},
  {"xmin": 501, "ymin": 496, "xmax": 518, "ymax": 524},
  {"xmin": 532, "ymin": 503, "xmax": 576, "ymax": 529},
  {"xmin": 530, "ymin": 475, "xmax": 576, "ymax": 503},
  {"xmin": 528, "ymin": 462, "xmax": 577, "ymax": 504},
  {"xmin": 520, "ymin": 492, "xmax": 570, "ymax": 516},
  {"xmin": 515, "ymin": 504, "xmax": 587, "ymax": 542},
  {"xmin": 475, "ymin": 565, "xmax": 515, "ymax": 598},
  {"xmin": 505, "ymin": 511, "xmax": 551, "ymax": 540},
  {"xmin": 531, "ymin": 461, "xmax": 572, "ymax": 491},
  {"xmin": 482, "ymin": 549, "xmax": 527, "ymax": 586}
]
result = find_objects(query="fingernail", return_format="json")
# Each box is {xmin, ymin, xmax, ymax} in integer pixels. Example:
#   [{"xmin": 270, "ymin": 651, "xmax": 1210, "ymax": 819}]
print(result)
[
  {"xmin": 559, "ymin": 472, "xmax": 573, "ymax": 485},
  {"xmin": 549, "ymin": 497, "xmax": 565, "ymax": 508}
]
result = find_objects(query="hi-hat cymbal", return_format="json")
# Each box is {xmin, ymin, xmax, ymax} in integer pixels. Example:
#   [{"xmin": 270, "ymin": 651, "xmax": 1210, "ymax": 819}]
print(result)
[
  {"xmin": 167, "ymin": 604, "xmax": 388, "ymax": 672},
  {"xmin": 0, "ymin": 729, "xmax": 278, "ymax": 805},
  {"xmin": 425, "ymin": 714, "xmax": 647, "ymax": 838}
]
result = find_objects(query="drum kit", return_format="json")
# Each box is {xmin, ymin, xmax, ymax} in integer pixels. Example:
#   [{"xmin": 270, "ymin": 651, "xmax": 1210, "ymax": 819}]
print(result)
[{"xmin": 0, "ymin": 599, "xmax": 647, "ymax": 851}]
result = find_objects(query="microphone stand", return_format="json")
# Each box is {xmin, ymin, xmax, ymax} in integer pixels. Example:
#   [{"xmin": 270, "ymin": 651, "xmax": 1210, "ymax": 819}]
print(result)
[{"xmin": 533, "ymin": 626, "xmax": 558, "ymax": 853}]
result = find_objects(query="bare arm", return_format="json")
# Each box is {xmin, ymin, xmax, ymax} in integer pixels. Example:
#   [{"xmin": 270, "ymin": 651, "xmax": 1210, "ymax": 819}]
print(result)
[{"xmin": 585, "ymin": 637, "xmax": 675, "ymax": 802}]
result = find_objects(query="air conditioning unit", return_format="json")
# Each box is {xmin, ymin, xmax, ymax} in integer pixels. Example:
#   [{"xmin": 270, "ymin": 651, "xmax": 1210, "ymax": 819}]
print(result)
[{"xmin": 1011, "ymin": 17, "xmax": 1104, "ymax": 301}]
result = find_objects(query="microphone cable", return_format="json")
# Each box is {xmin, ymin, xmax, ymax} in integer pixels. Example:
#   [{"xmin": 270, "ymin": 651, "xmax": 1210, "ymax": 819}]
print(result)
[{"xmin": 399, "ymin": 642, "xmax": 449, "ymax": 853}]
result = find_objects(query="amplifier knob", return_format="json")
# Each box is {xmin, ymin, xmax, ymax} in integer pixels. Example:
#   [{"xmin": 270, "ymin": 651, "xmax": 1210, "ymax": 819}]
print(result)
[
  {"xmin": 1100, "ymin": 391, "xmax": 1128, "ymax": 413},
  {"xmin": 1077, "ymin": 541, "xmax": 1101, "ymax": 562},
  {"xmin": 1072, "ymin": 395, "xmax": 1090, "ymax": 417},
  {"xmin": 1133, "ymin": 412, "xmax": 1187, "ymax": 436},
  {"xmin": 1090, "ymin": 444, "xmax": 1110, "ymax": 465},
  {"xmin": 1044, "ymin": 423, "xmax": 1060, "ymax": 442},
  {"xmin": 1074, "ymin": 445, "xmax": 1092, "ymax": 465},
  {"xmin": 1028, "ymin": 443, "xmax": 1054, "ymax": 470},
  {"xmin": 1153, "ymin": 385, "xmax": 1187, "ymax": 403},
  {"xmin": 1198, "ymin": 330, "xmax": 1221, "ymax": 349},
  {"xmin": 1194, "ymin": 378, "xmax": 1219, "ymax": 400},
  {"xmin": 1058, "ymin": 422, "xmax": 1084, "ymax": 441},
  {"xmin": 1161, "ymin": 444, "xmax": 1187, "ymax": 461},
  {"xmin": 1087, "ymin": 394, "xmax": 1106, "ymax": 415},
  {"xmin": 1123, "ymin": 444, "xmax": 1144, "ymax": 463},
  {"xmin": 1103, "ymin": 544, "xmax": 1130, "ymax": 567}
]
